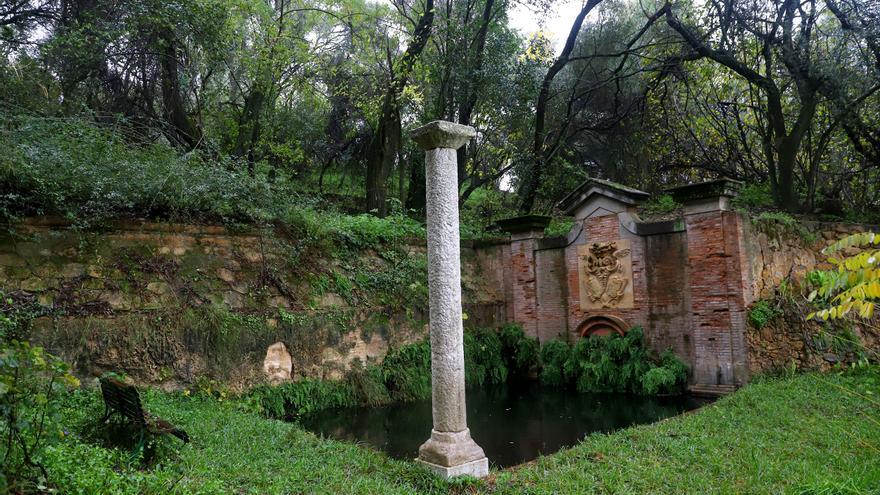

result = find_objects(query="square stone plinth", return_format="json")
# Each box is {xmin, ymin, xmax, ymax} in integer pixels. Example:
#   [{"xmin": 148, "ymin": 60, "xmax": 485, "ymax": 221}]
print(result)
[
  {"xmin": 417, "ymin": 429, "xmax": 489, "ymax": 479},
  {"xmin": 417, "ymin": 457, "xmax": 489, "ymax": 479}
]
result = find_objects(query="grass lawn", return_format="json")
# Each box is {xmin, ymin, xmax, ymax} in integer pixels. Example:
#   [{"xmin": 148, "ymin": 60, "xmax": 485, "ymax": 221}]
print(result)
[{"xmin": 46, "ymin": 369, "xmax": 880, "ymax": 494}]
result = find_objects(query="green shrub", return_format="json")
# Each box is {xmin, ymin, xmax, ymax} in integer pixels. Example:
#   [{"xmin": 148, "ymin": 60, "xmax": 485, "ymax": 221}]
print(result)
[
  {"xmin": 459, "ymin": 187, "xmax": 518, "ymax": 240},
  {"xmin": 250, "ymin": 378, "xmax": 356, "ymax": 419},
  {"xmin": 539, "ymin": 340, "xmax": 572, "ymax": 387},
  {"xmin": 641, "ymin": 194, "xmax": 681, "ymax": 216},
  {"xmin": 498, "ymin": 324, "xmax": 540, "ymax": 377},
  {"xmin": 751, "ymin": 212, "xmax": 818, "ymax": 245},
  {"xmin": 640, "ymin": 350, "xmax": 689, "ymax": 395},
  {"xmin": 0, "ymin": 113, "xmax": 288, "ymax": 226},
  {"xmin": 250, "ymin": 326, "xmax": 537, "ymax": 419},
  {"xmin": 749, "ymin": 300, "xmax": 782, "ymax": 329},
  {"xmin": 0, "ymin": 292, "xmax": 81, "ymax": 491},
  {"xmin": 346, "ymin": 361, "xmax": 391, "ymax": 407},
  {"xmin": 380, "ymin": 341, "xmax": 432, "ymax": 403},
  {"xmin": 732, "ymin": 183, "xmax": 775, "ymax": 209},
  {"xmin": 544, "ymin": 218, "xmax": 575, "ymax": 237},
  {"xmin": 539, "ymin": 328, "xmax": 688, "ymax": 395},
  {"xmin": 0, "ymin": 340, "xmax": 80, "ymax": 492},
  {"xmin": 565, "ymin": 328, "xmax": 652, "ymax": 393},
  {"xmin": 463, "ymin": 328, "xmax": 508, "ymax": 386}
]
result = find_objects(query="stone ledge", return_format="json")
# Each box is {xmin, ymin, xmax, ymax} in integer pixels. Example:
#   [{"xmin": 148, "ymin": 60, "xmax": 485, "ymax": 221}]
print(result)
[
  {"xmin": 495, "ymin": 215, "xmax": 552, "ymax": 235},
  {"xmin": 619, "ymin": 212, "xmax": 685, "ymax": 236},
  {"xmin": 665, "ymin": 177, "xmax": 743, "ymax": 203}
]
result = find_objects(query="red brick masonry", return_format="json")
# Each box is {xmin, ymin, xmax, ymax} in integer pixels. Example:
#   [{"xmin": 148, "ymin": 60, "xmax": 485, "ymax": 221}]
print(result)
[{"xmin": 482, "ymin": 180, "xmax": 753, "ymax": 389}]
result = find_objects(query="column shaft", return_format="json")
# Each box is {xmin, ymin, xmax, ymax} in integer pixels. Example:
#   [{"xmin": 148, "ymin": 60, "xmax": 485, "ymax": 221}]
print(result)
[{"xmin": 425, "ymin": 147, "xmax": 467, "ymax": 433}]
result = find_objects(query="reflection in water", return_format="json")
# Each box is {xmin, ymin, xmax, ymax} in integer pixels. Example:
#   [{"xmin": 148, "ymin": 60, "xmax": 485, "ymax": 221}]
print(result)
[{"xmin": 300, "ymin": 381, "xmax": 709, "ymax": 467}]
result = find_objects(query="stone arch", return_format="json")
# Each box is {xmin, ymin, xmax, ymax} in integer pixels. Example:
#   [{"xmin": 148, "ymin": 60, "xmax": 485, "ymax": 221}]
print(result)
[{"xmin": 576, "ymin": 315, "xmax": 628, "ymax": 338}]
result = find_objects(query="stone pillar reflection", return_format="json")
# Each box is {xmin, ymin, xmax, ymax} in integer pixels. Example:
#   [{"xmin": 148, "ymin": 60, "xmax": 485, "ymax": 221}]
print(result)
[{"xmin": 412, "ymin": 121, "xmax": 489, "ymax": 479}]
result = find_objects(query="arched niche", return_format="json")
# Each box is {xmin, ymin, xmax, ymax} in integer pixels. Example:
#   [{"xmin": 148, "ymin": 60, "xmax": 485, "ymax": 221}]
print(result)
[{"xmin": 576, "ymin": 315, "xmax": 629, "ymax": 338}]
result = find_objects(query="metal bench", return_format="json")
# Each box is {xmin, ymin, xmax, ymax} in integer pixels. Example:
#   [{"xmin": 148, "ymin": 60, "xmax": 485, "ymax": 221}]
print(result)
[{"xmin": 98, "ymin": 375, "xmax": 189, "ymax": 454}]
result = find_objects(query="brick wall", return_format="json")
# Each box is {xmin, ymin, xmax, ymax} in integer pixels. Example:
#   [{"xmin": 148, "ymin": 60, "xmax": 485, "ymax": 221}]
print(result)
[
  {"xmin": 684, "ymin": 211, "xmax": 749, "ymax": 386},
  {"xmin": 564, "ymin": 214, "xmax": 650, "ymax": 341},
  {"xmin": 534, "ymin": 247, "xmax": 567, "ymax": 343},
  {"xmin": 644, "ymin": 232, "xmax": 692, "ymax": 366},
  {"xmin": 509, "ymin": 232, "xmax": 539, "ymax": 337},
  {"xmin": 477, "ymin": 192, "xmax": 755, "ymax": 389}
]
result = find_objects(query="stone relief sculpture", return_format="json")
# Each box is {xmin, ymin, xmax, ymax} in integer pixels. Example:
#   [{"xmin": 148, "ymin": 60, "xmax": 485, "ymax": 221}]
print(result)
[{"xmin": 578, "ymin": 240, "xmax": 634, "ymax": 309}]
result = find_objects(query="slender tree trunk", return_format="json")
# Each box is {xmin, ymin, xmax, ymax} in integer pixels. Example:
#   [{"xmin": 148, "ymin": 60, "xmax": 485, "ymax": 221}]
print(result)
[
  {"xmin": 406, "ymin": 153, "xmax": 427, "ymax": 213},
  {"xmin": 159, "ymin": 29, "xmax": 199, "ymax": 149},
  {"xmin": 364, "ymin": 0, "xmax": 435, "ymax": 216},
  {"xmin": 455, "ymin": 0, "xmax": 496, "ymax": 189},
  {"xmin": 518, "ymin": 0, "xmax": 603, "ymax": 214}
]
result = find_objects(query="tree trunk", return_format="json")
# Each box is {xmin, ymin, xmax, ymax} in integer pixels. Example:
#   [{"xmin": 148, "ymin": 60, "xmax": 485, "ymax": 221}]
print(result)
[
  {"xmin": 406, "ymin": 153, "xmax": 427, "ymax": 213},
  {"xmin": 518, "ymin": 0, "xmax": 603, "ymax": 214},
  {"xmin": 365, "ymin": 98, "xmax": 401, "ymax": 216},
  {"xmin": 455, "ymin": 0, "xmax": 496, "ymax": 189},
  {"xmin": 364, "ymin": 0, "xmax": 435, "ymax": 216},
  {"xmin": 159, "ymin": 29, "xmax": 199, "ymax": 149}
]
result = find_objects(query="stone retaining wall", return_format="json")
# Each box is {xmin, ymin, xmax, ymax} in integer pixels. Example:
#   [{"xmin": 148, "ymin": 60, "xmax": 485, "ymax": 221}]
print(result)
[{"xmin": 0, "ymin": 218, "xmax": 504, "ymax": 389}]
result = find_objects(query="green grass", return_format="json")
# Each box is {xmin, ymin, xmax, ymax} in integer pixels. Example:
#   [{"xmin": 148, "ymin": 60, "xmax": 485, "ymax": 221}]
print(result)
[
  {"xmin": 493, "ymin": 369, "xmax": 880, "ymax": 494},
  {"xmin": 43, "ymin": 369, "xmax": 880, "ymax": 494}
]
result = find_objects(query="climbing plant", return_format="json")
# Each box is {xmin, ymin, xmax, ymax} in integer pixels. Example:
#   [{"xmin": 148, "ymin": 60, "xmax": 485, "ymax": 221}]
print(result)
[{"xmin": 808, "ymin": 232, "xmax": 880, "ymax": 321}]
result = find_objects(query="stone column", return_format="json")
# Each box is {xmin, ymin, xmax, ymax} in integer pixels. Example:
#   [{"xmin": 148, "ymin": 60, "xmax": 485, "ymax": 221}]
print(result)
[{"xmin": 412, "ymin": 120, "xmax": 489, "ymax": 479}]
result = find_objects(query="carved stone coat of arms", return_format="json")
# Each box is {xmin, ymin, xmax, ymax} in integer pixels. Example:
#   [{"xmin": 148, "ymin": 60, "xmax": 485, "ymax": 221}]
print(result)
[{"xmin": 577, "ymin": 240, "xmax": 634, "ymax": 309}]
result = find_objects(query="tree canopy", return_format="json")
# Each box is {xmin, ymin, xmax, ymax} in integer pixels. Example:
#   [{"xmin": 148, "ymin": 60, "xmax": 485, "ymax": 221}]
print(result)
[{"xmin": 1, "ymin": 0, "xmax": 877, "ymax": 223}]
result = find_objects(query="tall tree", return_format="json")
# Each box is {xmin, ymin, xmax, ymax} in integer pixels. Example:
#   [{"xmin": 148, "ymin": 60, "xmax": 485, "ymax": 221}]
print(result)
[
  {"xmin": 662, "ymin": 0, "xmax": 879, "ymax": 211},
  {"xmin": 518, "ymin": 0, "xmax": 604, "ymax": 214},
  {"xmin": 364, "ymin": 0, "xmax": 435, "ymax": 216}
]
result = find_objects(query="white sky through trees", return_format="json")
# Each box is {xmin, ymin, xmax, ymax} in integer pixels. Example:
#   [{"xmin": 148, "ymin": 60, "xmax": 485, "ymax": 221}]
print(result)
[{"xmin": 509, "ymin": 0, "xmax": 586, "ymax": 51}]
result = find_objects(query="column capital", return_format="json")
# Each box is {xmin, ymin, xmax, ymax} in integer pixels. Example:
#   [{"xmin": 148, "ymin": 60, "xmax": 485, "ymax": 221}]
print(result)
[{"xmin": 411, "ymin": 120, "xmax": 476, "ymax": 150}]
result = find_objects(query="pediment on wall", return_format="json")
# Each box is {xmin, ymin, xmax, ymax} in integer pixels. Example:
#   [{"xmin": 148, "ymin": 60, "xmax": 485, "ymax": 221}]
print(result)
[{"xmin": 556, "ymin": 178, "xmax": 649, "ymax": 220}]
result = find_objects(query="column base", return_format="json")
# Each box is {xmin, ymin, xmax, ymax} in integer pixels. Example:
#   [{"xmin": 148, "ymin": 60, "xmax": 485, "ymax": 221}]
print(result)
[
  {"xmin": 417, "ymin": 429, "xmax": 489, "ymax": 479},
  {"xmin": 417, "ymin": 457, "xmax": 489, "ymax": 479}
]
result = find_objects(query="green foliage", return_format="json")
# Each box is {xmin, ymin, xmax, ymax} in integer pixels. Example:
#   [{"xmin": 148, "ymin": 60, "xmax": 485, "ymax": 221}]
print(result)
[
  {"xmin": 0, "ymin": 340, "xmax": 80, "ymax": 492},
  {"xmin": 380, "ymin": 341, "xmax": 432, "ymax": 403},
  {"xmin": 310, "ymin": 212, "xmax": 425, "ymax": 251},
  {"xmin": 498, "ymin": 324, "xmax": 540, "ymax": 377},
  {"xmin": 464, "ymin": 328, "xmax": 508, "ymax": 386},
  {"xmin": 0, "ymin": 291, "xmax": 80, "ymax": 490},
  {"xmin": 348, "ymin": 250, "xmax": 429, "ymax": 313},
  {"xmin": 538, "ymin": 340, "xmax": 572, "ymax": 387},
  {"xmin": 640, "ymin": 194, "xmax": 681, "ymax": 217},
  {"xmin": 0, "ymin": 114, "xmax": 288, "ymax": 226},
  {"xmin": 249, "ymin": 378, "xmax": 356, "ymax": 419},
  {"xmin": 539, "ymin": 328, "xmax": 688, "ymax": 395},
  {"xmin": 748, "ymin": 300, "xmax": 783, "ymax": 330},
  {"xmin": 565, "ymin": 328, "xmax": 653, "ymax": 393},
  {"xmin": 543, "ymin": 218, "xmax": 575, "ymax": 237},
  {"xmin": 640, "ymin": 350, "xmax": 688, "ymax": 395},
  {"xmin": 808, "ymin": 232, "xmax": 880, "ymax": 321},
  {"xmin": 731, "ymin": 183, "xmax": 775, "ymax": 210},
  {"xmin": 751, "ymin": 212, "xmax": 818, "ymax": 245},
  {"xmin": 459, "ymin": 187, "xmax": 518, "ymax": 240},
  {"xmin": 0, "ymin": 292, "xmax": 45, "ymax": 342},
  {"xmin": 806, "ymin": 269, "xmax": 832, "ymax": 303},
  {"xmin": 250, "ymin": 325, "xmax": 537, "ymax": 419}
]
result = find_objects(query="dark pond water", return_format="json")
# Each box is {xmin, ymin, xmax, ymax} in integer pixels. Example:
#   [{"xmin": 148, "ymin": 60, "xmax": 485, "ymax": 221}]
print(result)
[{"xmin": 300, "ymin": 382, "xmax": 709, "ymax": 467}]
